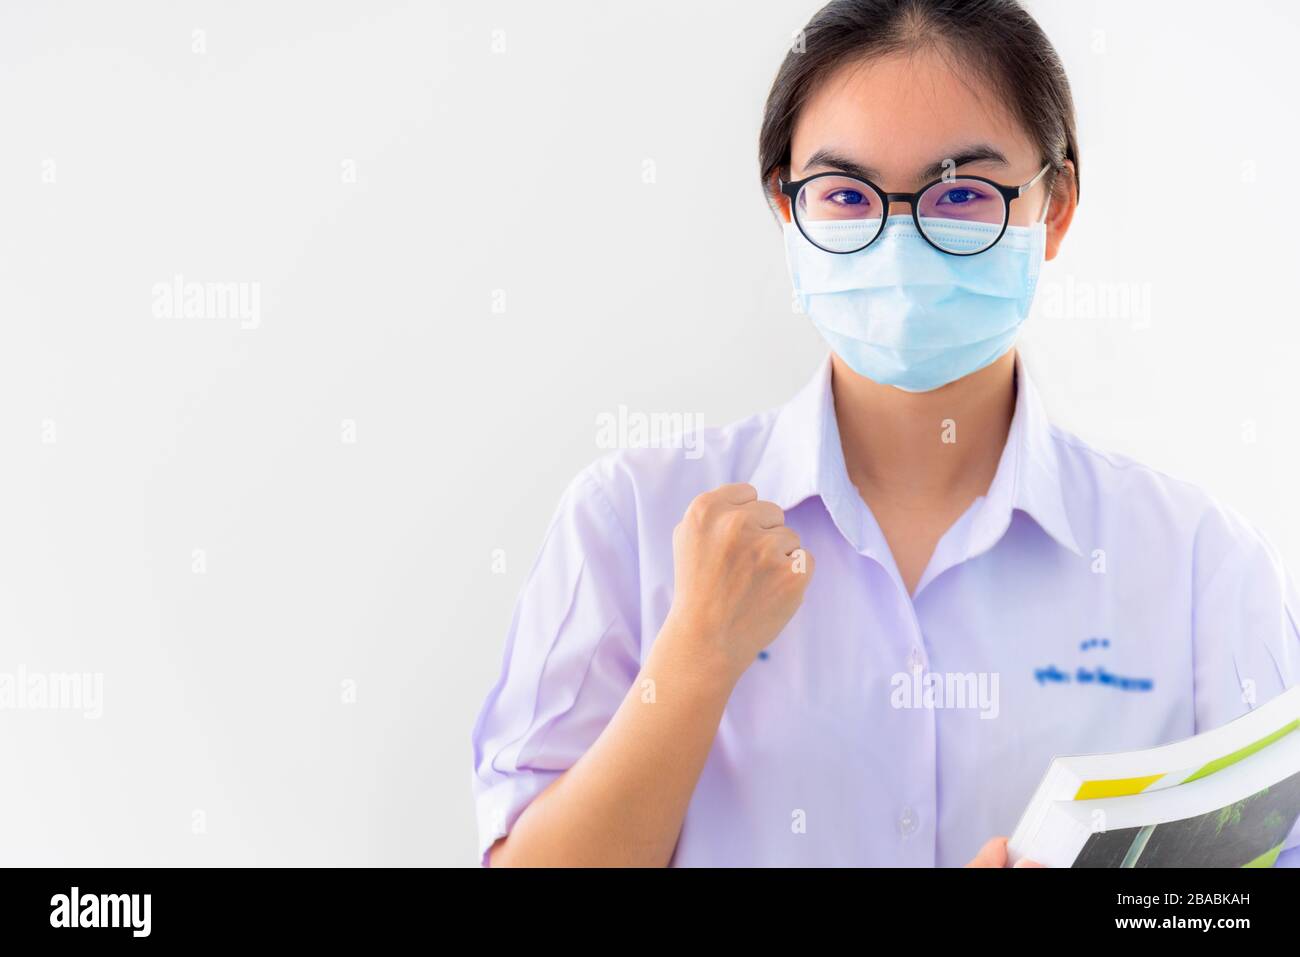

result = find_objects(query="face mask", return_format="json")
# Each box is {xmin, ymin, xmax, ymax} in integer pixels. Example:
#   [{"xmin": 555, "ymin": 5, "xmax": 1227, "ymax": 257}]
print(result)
[{"xmin": 783, "ymin": 216, "xmax": 1046, "ymax": 392}]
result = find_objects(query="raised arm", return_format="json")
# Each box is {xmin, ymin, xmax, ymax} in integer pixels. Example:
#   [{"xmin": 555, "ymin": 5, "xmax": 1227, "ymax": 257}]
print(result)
[{"xmin": 487, "ymin": 482, "xmax": 813, "ymax": 867}]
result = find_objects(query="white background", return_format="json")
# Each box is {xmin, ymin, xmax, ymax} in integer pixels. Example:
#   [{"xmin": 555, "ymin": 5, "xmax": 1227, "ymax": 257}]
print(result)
[{"xmin": 1, "ymin": 0, "xmax": 1296, "ymax": 865}]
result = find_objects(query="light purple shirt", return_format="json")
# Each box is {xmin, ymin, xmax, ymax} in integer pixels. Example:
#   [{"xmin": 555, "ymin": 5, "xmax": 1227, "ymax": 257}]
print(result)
[{"xmin": 470, "ymin": 350, "xmax": 1300, "ymax": 866}]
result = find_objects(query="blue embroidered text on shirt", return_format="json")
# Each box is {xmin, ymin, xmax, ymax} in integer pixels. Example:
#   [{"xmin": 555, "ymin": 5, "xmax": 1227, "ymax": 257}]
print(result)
[{"xmin": 1033, "ymin": 664, "xmax": 1153, "ymax": 691}]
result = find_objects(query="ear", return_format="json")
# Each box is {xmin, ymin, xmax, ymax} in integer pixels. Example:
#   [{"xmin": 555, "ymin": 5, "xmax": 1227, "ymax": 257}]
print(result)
[
  {"xmin": 1043, "ymin": 159, "xmax": 1077, "ymax": 262},
  {"xmin": 768, "ymin": 170, "xmax": 792, "ymax": 224}
]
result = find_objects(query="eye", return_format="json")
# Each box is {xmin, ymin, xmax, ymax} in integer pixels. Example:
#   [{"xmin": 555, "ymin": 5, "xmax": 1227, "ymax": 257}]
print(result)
[
  {"xmin": 827, "ymin": 188, "xmax": 868, "ymax": 206},
  {"xmin": 935, "ymin": 187, "xmax": 984, "ymax": 206},
  {"xmin": 796, "ymin": 175, "xmax": 881, "ymax": 223}
]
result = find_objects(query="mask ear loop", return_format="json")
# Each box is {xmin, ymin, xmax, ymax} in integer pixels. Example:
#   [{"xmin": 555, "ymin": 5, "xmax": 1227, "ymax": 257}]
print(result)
[{"xmin": 1036, "ymin": 168, "xmax": 1059, "ymax": 225}]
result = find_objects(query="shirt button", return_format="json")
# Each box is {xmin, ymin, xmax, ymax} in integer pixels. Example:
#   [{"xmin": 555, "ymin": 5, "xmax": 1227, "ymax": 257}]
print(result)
[
  {"xmin": 906, "ymin": 646, "xmax": 925, "ymax": 675},
  {"xmin": 898, "ymin": 805, "xmax": 918, "ymax": 837}
]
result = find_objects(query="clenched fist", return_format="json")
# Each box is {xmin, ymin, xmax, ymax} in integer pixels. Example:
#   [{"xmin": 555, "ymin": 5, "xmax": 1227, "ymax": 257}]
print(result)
[{"xmin": 661, "ymin": 482, "xmax": 814, "ymax": 687}]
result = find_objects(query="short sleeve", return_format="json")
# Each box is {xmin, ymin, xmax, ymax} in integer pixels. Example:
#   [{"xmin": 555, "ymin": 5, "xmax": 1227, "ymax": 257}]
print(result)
[
  {"xmin": 469, "ymin": 466, "xmax": 643, "ymax": 866},
  {"xmin": 1191, "ymin": 504, "xmax": 1300, "ymax": 863}
]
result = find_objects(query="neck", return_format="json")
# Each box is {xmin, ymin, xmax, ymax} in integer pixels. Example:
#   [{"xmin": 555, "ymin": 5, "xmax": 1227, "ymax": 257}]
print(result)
[{"xmin": 832, "ymin": 349, "xmax": 1017, "ymax": 506}]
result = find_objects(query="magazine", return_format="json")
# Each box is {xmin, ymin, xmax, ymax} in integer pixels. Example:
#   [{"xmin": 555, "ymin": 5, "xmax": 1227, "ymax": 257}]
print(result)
[{"xmin": 1007, "ymin": 684, "xmax": 1300, "ymax": 867}]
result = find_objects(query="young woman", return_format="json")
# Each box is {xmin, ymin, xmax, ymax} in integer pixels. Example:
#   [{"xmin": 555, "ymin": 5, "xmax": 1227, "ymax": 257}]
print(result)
[{"xmin": 470, "ymin": 0, "xmax": 1300, "ymax": 867}]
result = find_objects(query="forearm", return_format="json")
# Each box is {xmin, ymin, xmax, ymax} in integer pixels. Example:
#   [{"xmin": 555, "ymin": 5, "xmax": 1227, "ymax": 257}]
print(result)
[{"xmin": 489, "ymin": 619, "xmax": 736, "ymax": 867}]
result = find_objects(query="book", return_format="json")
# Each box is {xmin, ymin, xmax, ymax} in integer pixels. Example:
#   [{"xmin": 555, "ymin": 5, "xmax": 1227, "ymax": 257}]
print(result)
[{"xmin": 1007, "ymin": 683, "xmax": 1300, "ymax": 867}]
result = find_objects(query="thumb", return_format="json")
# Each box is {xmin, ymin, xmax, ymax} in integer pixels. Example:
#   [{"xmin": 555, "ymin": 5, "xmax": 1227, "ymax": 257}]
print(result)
[{"xmin": 965, "ymin": 836, "xmax": 1008, "ymax": 867}]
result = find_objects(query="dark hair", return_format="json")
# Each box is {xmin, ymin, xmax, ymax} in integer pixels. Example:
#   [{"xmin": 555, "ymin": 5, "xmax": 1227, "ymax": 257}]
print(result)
[{"xmin": 759, "ymin": 0, "xmax": 1079, "ymax": 215}]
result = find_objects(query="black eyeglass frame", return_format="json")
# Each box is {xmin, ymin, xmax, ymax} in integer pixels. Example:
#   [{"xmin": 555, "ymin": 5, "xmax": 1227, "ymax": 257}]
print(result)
[{"xmin": 778, "ymin": 162, "xmax": 1055, "ymax": 257}]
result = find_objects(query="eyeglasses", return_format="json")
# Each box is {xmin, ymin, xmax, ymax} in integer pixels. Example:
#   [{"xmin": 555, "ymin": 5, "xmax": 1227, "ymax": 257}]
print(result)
[{"xmin": 779, "ymin": 162, "xmax": 1055, "ymax": 257}]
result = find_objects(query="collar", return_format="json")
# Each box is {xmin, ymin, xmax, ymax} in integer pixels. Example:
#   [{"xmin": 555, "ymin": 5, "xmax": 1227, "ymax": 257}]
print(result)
[{"xmin": 748, "ymin": 349, "xmax": 1083, "ymax": 564}]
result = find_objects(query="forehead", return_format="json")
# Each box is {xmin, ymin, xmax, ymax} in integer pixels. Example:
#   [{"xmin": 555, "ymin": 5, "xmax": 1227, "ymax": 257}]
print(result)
[{"xmin": 790, "ymin": 49, "xmax": 1034, "ymax": 178}]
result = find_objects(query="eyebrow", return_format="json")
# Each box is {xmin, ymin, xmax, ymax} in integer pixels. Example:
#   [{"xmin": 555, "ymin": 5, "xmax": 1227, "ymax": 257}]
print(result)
[{"xmin": 799, "ymin": 144, "xmax": 1010, "ymax": 184}]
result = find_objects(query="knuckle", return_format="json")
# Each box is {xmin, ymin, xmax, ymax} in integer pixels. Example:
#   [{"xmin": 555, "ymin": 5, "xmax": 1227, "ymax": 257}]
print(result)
[{"xmin": 720, "ymin": 509, "xmax": 748, "ymax": 540}]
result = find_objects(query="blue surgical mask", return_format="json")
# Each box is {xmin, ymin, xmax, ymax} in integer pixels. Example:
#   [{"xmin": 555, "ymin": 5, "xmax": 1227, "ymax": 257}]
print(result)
[{"xmin": 783, "ymin": 216, "xmax": 1046, "ymax": 392}]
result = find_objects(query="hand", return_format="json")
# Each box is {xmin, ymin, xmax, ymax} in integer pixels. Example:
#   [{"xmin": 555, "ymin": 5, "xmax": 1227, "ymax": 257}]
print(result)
[
  {"xmin": 966, "ymin": 836, "xmax": 1044, "ymax": 868},
  {"xmin": 662, "ymin": 482, "xmax": 814, "ymax": 686}
]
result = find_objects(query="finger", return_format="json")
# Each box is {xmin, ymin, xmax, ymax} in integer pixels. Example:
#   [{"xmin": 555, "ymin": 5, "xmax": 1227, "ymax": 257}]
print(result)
[
  {"xmin": 768, "ymin": 528, "xmax": 801, "ymax": 557},
  {"xmin": 1013, "ymin": 858, "xmax": 1044, "ymax": 868},
  {"xmin": 716, "ymin": 482, "xmax": 758, "ymax": 505},
  {"xmin": 965, "ymin": 836, "xmax": 1008, "ymax": 868},
  {"xmin": 744, "ymin": 500, "xmax": 785, "ymax": 529}
]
